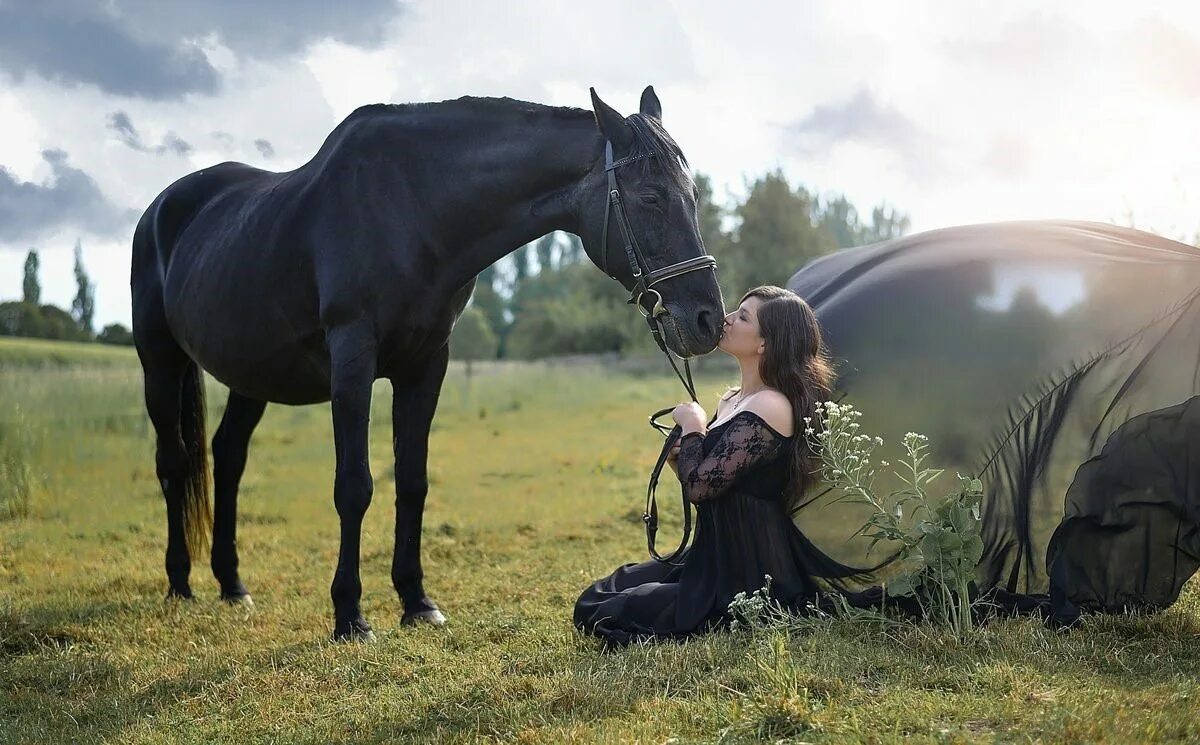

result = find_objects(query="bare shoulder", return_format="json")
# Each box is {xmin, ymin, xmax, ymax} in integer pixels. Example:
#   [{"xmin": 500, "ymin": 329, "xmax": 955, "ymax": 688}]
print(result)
[
  {"xmin": 714, "ymin": 387, "xmax": 738, "ymax": 417},
  {"xmin": 743, "ymin": 390, "xmax": 793, "ymax": 437}
]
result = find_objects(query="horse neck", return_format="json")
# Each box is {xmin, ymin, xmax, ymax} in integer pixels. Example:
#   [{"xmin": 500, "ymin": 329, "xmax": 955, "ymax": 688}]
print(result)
[{"xmin": 355, "ymin": 104, "xmax": 601, "ymax": 293}]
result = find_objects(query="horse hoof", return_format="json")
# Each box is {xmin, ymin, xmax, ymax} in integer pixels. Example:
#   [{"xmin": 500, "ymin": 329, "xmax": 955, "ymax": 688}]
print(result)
[
  {"xmin": 333, "ymin": 618, "xmax": 375, "ymax": 642},
  {"xmin": 222, "ymin": 593, "xmax": 254, "ymax": 608},
  {"xmin": 402, "ymin": 608, "xmax": 447, "ymax": 627},
  {"xmin": 165, "ymin": 588, "xmax": 194, "ymax": 601},
  {"xmin": 333, "ymin": 628, "xmax": 377, "ymax": 643}
]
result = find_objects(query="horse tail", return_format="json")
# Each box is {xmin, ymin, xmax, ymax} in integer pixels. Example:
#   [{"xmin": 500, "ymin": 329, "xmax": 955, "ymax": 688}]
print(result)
[{"xmin": 180, "ymin": 360, "xmax": 212, "ymax": 561}]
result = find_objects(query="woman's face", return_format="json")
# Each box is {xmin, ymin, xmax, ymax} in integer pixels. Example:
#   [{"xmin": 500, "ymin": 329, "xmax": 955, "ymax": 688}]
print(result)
[{"xmin": 718, "ymin": 296, "xmax": 765, "ymax": 359}]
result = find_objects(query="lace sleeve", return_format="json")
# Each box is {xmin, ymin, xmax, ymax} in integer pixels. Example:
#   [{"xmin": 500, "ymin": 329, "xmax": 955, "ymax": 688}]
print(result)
[{"xmin": 676, "ymin": 411, "xmax": 788, "ymax": 503}]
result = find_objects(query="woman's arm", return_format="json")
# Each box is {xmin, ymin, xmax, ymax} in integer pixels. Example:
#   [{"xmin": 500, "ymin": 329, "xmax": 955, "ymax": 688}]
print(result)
[{"xmin": 675, "ymin": 411, "xmax": 787, "ymax": 503}]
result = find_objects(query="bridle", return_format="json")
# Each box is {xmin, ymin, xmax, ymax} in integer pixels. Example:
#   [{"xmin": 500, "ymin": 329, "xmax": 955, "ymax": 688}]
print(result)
[
  {"xmin": 600, "ymin": 141, "xmax": 717, "ymax": 404},
  {"xmin": 599, "ymin": 139, "xmax": 718, "ymax": 565}
]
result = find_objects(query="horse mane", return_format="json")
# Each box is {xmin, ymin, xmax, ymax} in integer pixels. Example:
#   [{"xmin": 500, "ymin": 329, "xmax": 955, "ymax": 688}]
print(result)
[
  {"xmin": 351, "ymin": 96, "xmax": 591, "ymax": 122},
  {"xmin": 626, "ymin": 113, "xmax": 689, "ymax": 177},
  {"xmin": 347, "ymin": 97, "xmax": 690, "ymax": 179}
]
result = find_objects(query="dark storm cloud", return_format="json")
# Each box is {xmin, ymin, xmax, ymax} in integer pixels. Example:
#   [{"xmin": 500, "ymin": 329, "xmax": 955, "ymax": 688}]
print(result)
[
  {"xmin": 253, "ymin": 139, "xmax": 276, "ymax": 159},
  {"xmin": 0, "ymin": 149, "xmax": 135, "ymax": 244},
  {"xmin": 0, "ymin": 0, "xmax": 402, "ymax": 100},
  {"xmin": 107, "ymin": 110, "xmax": 193, "ymax": 156},
  {"xmin": 0, "ymin": 5, "xmax": 220, "ymax": 100}
]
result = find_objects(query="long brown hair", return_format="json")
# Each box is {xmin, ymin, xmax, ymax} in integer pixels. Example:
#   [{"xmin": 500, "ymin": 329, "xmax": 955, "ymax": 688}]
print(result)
[{"xmin": 727, "ymin": 285, "xmax": 834, "ymax": 513}]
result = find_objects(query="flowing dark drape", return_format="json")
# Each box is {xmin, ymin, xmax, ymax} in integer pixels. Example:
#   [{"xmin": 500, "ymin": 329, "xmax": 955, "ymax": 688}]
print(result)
[{"xmin": 787, "ymin": 220, "xmax": 1200, "ymax": 614}]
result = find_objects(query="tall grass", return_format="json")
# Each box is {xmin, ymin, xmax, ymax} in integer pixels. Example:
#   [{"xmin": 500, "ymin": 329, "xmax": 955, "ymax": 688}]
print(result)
[{"xmin": 0, "ymin": 405, "xmax": 35, "ymax": 520}]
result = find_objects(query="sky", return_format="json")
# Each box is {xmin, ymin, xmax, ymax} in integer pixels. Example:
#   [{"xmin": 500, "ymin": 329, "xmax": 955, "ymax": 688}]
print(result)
[{"xmin": 0, "ymin": 0, "xmax": 1198, "ymax": 328}]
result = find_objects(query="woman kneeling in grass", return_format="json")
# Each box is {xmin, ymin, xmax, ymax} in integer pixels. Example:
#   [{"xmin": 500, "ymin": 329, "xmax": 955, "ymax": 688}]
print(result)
[{"xmin": 574, "ymin": 285, "xmax": 871, "ymax": 646}]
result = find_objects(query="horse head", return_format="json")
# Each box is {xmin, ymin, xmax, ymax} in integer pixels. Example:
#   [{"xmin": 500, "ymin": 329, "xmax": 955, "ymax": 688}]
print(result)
[{"xmin": 578, "ymin": 86, "xmax": 725, "ymax": 358}]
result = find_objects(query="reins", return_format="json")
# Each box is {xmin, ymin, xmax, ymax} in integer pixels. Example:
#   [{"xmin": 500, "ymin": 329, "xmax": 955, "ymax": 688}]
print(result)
[{"xmin": 599, "ymin": 138, "xmax": 716, "ymax": 565}]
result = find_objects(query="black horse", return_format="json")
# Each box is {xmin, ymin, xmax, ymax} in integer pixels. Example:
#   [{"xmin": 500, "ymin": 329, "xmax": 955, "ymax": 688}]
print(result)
[{"xmin": 131, "ymin": 86, "xmax": 724, "ymax": 639}]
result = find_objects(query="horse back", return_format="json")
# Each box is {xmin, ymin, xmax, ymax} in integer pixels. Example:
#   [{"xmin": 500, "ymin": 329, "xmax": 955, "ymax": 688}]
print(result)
[{"xmin": 134, "ymin": 162, "xmax": 280, "ymax": 281}]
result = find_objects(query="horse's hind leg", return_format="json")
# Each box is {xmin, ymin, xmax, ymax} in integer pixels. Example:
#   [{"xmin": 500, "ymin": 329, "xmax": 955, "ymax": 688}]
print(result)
[
  {"xmin": 391, "ymin": 344, "xmax": 449, "ymax": 625},
  {"xmin": 136, "ymin": 337, "xmax": 210, "ymax": 600},
  {"xmin": 211, "ymin": 391, "xmax": 267, "ymax": 604}
]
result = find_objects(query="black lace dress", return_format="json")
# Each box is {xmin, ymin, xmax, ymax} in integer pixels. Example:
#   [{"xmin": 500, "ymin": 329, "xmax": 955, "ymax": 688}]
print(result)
[{"xmin": 574, "ymin": 409, "xmax": 867, "ymax": 646}]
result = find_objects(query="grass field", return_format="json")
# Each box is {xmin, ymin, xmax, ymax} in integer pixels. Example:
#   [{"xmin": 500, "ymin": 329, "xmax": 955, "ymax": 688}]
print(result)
[{"xmin": 2, "ymin": 337, "xmax": 1199, "ymax": 744}]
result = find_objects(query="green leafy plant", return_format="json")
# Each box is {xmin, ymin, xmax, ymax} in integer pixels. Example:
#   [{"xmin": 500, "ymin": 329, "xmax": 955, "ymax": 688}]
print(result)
[{"xmin": 806, "ymin": 400, "xmax": 985, "ymax": 635}]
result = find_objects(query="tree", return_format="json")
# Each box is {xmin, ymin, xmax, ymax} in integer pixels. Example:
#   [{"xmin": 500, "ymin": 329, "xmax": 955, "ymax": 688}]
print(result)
[
  {"xmin": 97, "ymin": 322, "xmax": 135, "ymax": 346},
  {"xmin": 71, "ymin": 240, "xmax": 95, "ymax": 337},
  {"xmin": 0, "ymin": 301, "xmax": 89, "ymax": 341},
  {"xmin": 817, "ymin": 195, "xmax": 862, "ymax": 249},
  {"xmin": 471, "ymin": 264, "xmax": 507, "ymax": 342},
  {"xmin": 695, "ymin": 173, "xmax": 736, "ymax": 303},
  {"xmin": 560, "ymin": 232, "xmax": 585, "ymax": 266},
  {"xmin": 729, "ymin": 170, "xmax": 836, "ymax": 292},
  {"xmin": 448, "ymin": 306, "xmax": 499, "ymax": 381},
  {"xmin": 513, "ymin": 242, "xmax": 534, "ymax": 284},
  {"xmin": 503, "ymin": 262, "xmax": 657, "ymax": 359},
  {"xmin": 862, "ymin": 203, "xmax": 911, "ymax": 244},
  {"xmin": 534, "ymin": 233, "xmax": 557, "ymax": 274},
  {"xmin": 22, "ymin": 249, "xmax": 40, "ymax": 305}
]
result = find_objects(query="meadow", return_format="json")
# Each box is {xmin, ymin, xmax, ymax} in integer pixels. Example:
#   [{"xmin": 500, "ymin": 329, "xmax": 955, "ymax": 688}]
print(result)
[{"xmin": 2, "ymin": 337, "xmax": 1199, "ymax": 744}]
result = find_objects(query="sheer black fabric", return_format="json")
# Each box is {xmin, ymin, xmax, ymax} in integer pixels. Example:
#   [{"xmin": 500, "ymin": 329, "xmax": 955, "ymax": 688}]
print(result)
[
  {"xmin": 676, "ymin": 411, "xmax": 787, "ymax": 502},
  {"xmin": 785, "ymin": 220, "xmax": 1200, "ymax": 621},
  {"xmin": 573, "ymin": 411, "xmax": 867, "ymax": 646}
]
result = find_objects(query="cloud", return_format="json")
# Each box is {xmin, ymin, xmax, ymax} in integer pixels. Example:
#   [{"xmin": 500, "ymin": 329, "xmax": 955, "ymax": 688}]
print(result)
[
  {"xmin": 789, "ymin": 90, "xmax": 921, "ymax": 149},
  {"xmin": 107, "ymin": 111, "xmax": 140, "ymax": 148},
  {"xmin": 0, "ymin": 149, "xmax": 134, "ymax": 244},
  {"xmin": 782, "ymin": 89, "xmax": 942, "ymax": 181},
  {"xmin": 0, "ymin": 1, "xmax": 403, "ymax": 100},
  {"xmin": 107, "ymin": 110, "xmax": 193, "ymax": 156},
  {"xmin": 0, "ymin": 5, "xmax": 220, "ymax": 100},
  {"xmin": 159, "ymin": 132, "xmax": 193, "ymax": 157},
  {"xmin": 254, "ymin": 139, "xmax": 276, "ymax": 159}
]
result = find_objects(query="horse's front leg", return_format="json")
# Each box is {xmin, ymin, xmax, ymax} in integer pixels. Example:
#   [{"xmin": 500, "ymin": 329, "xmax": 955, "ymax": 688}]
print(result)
[
  {"xmin": 327, "ymin": 323, "xmax": 378, "ymax": 641},
  {"xmin": 392, "ymin": 344, "xmax": 449, "ymax": 625}
]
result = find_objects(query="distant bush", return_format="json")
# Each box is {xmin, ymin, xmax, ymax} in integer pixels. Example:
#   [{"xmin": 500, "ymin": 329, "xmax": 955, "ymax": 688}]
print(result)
[
  {"xmin": 0, "ymin": 301, "xmax": 91, "ymax": 342},
  {"xmin": 504, "ymin": 264, "xmax": 658, "ymax": 359},
  {"xmin": 97, "ymin": 323, "xmax": 135, "ymax": 346}
]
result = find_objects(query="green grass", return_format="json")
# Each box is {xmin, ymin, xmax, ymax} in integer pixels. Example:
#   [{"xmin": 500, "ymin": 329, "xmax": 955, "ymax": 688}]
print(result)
[
  {"xmin": 0, "ymin": 336, "xmax": 137, "ymax": 368},
  {"xmin": 1, "ymin": 336, "xmax": 1198, "ymax": 744}
]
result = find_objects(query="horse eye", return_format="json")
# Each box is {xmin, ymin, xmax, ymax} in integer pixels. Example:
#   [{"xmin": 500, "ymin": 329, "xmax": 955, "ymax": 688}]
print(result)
[{"xmin": 639, "ymin": 193, "xmax": 660, "ymax": 206}]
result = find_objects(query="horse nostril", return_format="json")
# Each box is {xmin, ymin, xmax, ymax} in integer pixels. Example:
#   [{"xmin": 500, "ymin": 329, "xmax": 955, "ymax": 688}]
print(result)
[{"xmin": 696, "ymin": 309, "xmax": 720, "ymax": 341}]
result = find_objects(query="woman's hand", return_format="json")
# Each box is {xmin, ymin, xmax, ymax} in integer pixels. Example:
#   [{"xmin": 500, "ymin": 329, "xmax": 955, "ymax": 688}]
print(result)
[
  {"xmin": 666, "ymin": 442, "xmax": 681, "ymax": 477},
  {"xmin": 671, "ymin": 402, "xmax": 707, "ymax": 434}
]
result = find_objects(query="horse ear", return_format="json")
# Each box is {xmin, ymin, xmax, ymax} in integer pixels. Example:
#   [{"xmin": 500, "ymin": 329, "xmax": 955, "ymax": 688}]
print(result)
[
  {"xmin": 590, "ymin": 87, "xmax": 633, "ymax": 149},
  {"xmin": 639, "ymin": 85, "xmax": 662, "ymax": 122}
]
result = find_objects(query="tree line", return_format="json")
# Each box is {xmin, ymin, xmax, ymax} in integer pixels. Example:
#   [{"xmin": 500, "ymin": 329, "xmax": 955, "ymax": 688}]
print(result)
[
  {"xmin": 449, "ymin": 169, "xmax": 909, "ymax": 364},
  {"xmin": 0, "ymin": 241, "xmax": 133, "ymax": 345}
]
